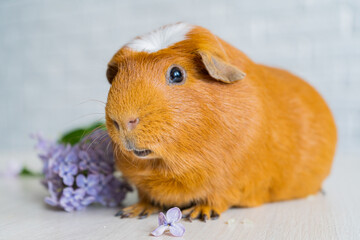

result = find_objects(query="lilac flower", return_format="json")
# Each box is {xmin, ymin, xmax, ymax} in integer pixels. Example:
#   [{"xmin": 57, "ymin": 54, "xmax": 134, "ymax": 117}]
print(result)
[
  {"xmin": 76, "ymin": 174, "xmax": 100, "ymax": 196},
  {"xmin": 59, "ymin": 187, "xmax": 88, "ymax": 212},
  {"xmin": 59, "ymin": 162, "xmax": 78, "ymax": 186},
  {"xmin": 151, "ymin": 207, "xmax": 185, "ymax": 237},
  {"xmin": 64, "ymin": 148, "xmax": 78, "ymax": 164},
  {"xmin": 44, "ymin": 182, "xmax": 60, "ymax": 206},
  {"xmin": 89, "ymin": 160, "xmax": 112, "ymax": 174},
  {"xmin": 96, "ymin": 176, "xmax": 123, "ymax": 207},
  {"xmin": 96, "ymin": 186, "xmax": 118, "ymax": 207},
  {"xmin": 78, "ymin": 150, "xmax": 91, "ymax": 171},
  {"xmin": 34, "ymin": 129, "xmax": 132, "ymax": 212},
  {"xmin": 98, "ymin": 174, "xmax": 113, "ymax": 187}
]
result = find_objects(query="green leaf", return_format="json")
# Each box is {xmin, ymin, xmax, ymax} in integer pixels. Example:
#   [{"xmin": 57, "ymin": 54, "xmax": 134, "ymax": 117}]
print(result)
[
  {"xmin": 58, "ymin": 122, "xmax": 106, "ymax": 145},
  {"xmin": 19, "ymin": 166, "xmax": 42, "ymax": 177}
]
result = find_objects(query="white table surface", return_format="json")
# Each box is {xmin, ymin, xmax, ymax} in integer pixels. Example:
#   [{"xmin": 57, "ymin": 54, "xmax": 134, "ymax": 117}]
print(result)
[{"xmin": 0, "ymin": 153, "xmax": 359, "ymax": 240}]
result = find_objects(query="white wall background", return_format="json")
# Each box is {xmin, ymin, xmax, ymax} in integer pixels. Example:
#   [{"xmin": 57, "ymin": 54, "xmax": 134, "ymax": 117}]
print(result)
[{"xmin": 0, "ymin": 0, "xmax": 359, "ymax": 155}]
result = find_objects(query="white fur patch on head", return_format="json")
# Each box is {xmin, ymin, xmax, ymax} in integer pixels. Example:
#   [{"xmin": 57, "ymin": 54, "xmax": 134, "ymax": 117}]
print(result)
[{"xmin": 125, "ymin": 23, "xmax": 193, "ymax": 53}]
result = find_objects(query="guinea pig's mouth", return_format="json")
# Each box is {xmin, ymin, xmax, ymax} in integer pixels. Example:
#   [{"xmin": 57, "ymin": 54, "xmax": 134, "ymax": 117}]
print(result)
[{"xmin": 132, "ymin": 149, "xmax": 152, "ymax": 157}]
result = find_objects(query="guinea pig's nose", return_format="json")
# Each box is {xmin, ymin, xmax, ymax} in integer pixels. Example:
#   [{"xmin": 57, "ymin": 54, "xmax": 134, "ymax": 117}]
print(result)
[{"xmin": 127, "ymin": 117, "xmax": 139, "ymax": 130}]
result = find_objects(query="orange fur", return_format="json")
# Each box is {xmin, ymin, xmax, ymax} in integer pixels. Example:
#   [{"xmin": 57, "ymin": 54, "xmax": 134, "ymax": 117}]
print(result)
[{"xmin": 105, "ymin": 25, "xmax": 337, "ymax": 219}]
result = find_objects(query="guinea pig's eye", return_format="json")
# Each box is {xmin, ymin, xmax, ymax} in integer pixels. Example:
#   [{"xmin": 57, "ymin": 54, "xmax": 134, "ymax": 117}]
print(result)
[
  {"xmin": 166, "ymin": 65, "xmax": 186, "ymax": 85},
  {"xmin": 170, "ymin": 67, "xmax": 183, "ymax": 82}
]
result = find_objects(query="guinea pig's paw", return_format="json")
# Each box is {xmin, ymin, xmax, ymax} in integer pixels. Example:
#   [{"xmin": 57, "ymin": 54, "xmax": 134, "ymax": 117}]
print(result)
[
  {"xmin": 182, "ymin": 205, "xmax": 221, "ymax": 222},
  {"xmin": 115, "ymin": 202, "xmax": 160, "ymax": 219}
]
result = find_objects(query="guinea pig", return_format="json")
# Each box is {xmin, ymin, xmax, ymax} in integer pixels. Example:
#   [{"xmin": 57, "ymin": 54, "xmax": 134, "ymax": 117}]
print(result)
[{"xmin": 105, "ymin": 23, "xmax": 337, "ymax": 221}]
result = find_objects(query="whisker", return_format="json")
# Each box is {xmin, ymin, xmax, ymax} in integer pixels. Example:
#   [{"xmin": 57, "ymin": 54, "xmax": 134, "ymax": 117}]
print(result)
[
  {"xmin": 63, "ymin": 116, "xmax": 105, "ymax": 132},
  {"xmin": 76, "ymin": 122, "xmax": 106, "ymax": 148},
  {"xmin": 86, "ymin": 134, "xmax": 107, "ymax": 151},
  {"xmin": 77, "ymin": 121, "xmax": 106, "ymax": 143},
  {"xmin": 86, "ymin": 130, "xmax": 108, "ymax": 150},
  {"xmin": 115, "ymin": 145, "xmax": 138, "ymax": 169},
  {"xmin": 69, "ymin": 113, "xmax": 105, "ymax": 123},
  {"xmin": 76, "ymin": 99, "xmax": 107, "ymax": 106},
  {"xmin": 105, "ymin": 140, "xmax": 113, "ymax": 156}
]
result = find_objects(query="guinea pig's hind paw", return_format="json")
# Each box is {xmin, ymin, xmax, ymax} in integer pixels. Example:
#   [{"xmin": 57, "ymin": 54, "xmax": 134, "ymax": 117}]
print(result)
[
  {"xmin": 114, "ymin": 209, "xmax": 123, "ymax": 217},
  {"xmin": 182, "ymin": 205, "xmax": 220, "ymax": 222},
  {"xmin": 115, "ymin": 202, "xmax": 160, "ymax": 219},
  {"xmin": 210, "ymin": 211, "xmax": 220, "ymax": 220}
]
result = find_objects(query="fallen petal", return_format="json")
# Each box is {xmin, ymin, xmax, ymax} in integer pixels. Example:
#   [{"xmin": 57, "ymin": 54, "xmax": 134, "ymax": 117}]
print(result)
[
  {"xmin": 158, "ymin": 212, "xmax": 167, "ymax": 225},
  {"xmin": 169, "ymin": 222, "xmax": 185, "ymax": 237},
  {"xmin": 166, "ymin": 207, "xmax": 182, "ymax": 222},
  {"xmin": 151, "ymin": 225, "xmax": 168, "ymax": 237}
]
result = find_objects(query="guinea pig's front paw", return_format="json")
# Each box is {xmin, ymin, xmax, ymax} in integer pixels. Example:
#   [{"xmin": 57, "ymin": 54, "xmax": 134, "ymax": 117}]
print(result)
[
  {"xmin": 115, "ymin": 202, "xmax": 161, "ymax": 219},
  {"xmin": 181, "ymin": 205, "xmax": 221, "ymax": 222}
]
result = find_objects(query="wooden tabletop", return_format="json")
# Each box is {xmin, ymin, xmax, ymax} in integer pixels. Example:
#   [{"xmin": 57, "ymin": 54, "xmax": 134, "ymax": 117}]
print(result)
[{"xmin": 0, "ymin": 153, "xmax": 359, "ymax": 240}]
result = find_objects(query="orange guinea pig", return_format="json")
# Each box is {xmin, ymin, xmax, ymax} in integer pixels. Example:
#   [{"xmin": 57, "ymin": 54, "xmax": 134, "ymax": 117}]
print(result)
[{"xmin": 105, "ymin": 23, "xmax": 337, "ymax": 221}]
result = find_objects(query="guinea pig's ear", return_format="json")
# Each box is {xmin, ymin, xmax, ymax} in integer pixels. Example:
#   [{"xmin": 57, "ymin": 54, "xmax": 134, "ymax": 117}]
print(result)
[
  {"xmin": 106, "ymin": 62, "xmax": 118, "ymax": 84},
  {"xmin": 198, "ymin": 50, "xmax": 246, "ymax": 83}
]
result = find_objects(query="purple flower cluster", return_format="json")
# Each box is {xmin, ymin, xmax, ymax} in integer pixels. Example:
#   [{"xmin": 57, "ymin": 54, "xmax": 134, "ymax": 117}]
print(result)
[{"xmin": 34, "ymin": 129, "xmax": 132, "ymax": 212}]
